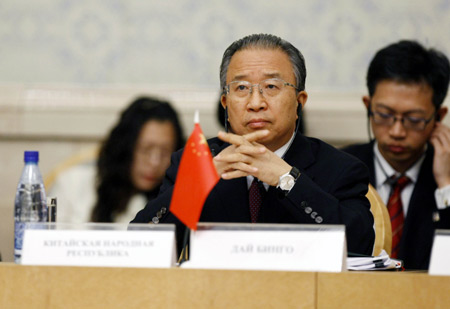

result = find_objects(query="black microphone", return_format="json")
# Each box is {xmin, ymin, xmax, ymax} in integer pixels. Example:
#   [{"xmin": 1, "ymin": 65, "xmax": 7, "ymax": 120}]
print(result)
[
  {"xmin": 255, "ymin": 178, "xmax": 264, "ymax": 189},
  {"xmin": 281, "ymin": 104, "xmax": 303, "ymax": 160},
  {"xmin": 224, "ymin": 107, "xmax": 229, "ymax": 132},
  {"xmin": 254, "ymin": 178, "xmax": 267, "ymax": 198},
  {"xmin": 386, "ymin": 175, "xmax": 398, "ymax": 187},
  {"xmin": 210, "ymin": 143, "xmax": 220, "ymax": 157},
  {"xmin": 366, "ymin": 106, "xmax": 373, "ymax": 141}
]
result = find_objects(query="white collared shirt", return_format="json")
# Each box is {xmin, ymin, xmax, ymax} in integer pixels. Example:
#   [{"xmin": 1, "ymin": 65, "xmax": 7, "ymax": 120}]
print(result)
[
  {"xmin": 373, "ymin": 142, "xmax": 450, "ymax": 214},
  {"xmin": 246, "ymin": 133, "xmax": 295, "ymax": 190}
]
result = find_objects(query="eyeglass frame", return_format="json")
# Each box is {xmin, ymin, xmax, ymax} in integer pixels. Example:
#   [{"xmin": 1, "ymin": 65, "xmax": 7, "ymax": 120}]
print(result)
[
  {"xmin": 222, "ymin": 78, "xmax": 300, "ymax": 99},
  {"xmin": 368, "ymin": 104, "xmax": 437, "ymax": 131}
]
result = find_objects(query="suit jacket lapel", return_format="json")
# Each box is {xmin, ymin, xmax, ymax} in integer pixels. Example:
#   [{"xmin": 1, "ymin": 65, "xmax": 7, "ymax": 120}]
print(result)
[
  {"xmin": 400, "ymin": 146, "xmax": 437, "ymax": 267},
  {"xmin": 408, "ymin": 146, "xmax": 436, "ymax": 213}
]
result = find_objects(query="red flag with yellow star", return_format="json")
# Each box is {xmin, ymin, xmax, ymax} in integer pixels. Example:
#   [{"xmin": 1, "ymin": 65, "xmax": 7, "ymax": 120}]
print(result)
[{"xmin": 170, "ymin": 114, "xmax": 220, "ymax": 230}]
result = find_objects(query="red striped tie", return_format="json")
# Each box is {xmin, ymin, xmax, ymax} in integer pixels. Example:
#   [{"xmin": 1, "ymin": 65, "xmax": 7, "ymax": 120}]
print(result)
[
  {"xmin": 387, "ymin": 175, "xmax": 410, "ymax": 259},
  {"xmin": 249, "ymin": 178, "xmax": 262, "ymax": 223}
]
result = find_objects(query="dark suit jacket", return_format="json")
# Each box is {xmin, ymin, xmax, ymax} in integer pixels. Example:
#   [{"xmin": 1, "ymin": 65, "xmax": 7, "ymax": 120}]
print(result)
[
  {"xmin": 132, "ymin": 134, "xmax": 375, "ymax": 256},
  {"xmin": 343, "ymin": 141, "xmax": 450, "ymax": 270}
]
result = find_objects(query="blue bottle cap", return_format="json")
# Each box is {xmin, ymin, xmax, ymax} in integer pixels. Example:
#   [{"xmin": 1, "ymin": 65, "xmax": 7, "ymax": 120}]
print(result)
[{"xmin": 24, "ymin": 151, "xmax": 39, "ymax": 163}]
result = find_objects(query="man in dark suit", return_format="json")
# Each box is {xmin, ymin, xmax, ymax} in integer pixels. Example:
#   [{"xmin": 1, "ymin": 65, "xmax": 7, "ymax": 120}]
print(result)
[
  {"xmin": 131, "ymin": 34, "xmax": 375, "ymax": 256},
  {"xmin": 343, "ymin": 40, "xmax": 450, "ymax": 270}
]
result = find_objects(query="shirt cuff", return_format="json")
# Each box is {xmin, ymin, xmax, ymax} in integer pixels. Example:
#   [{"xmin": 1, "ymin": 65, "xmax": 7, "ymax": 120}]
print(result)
[{"xmin": 435, "ymin": 185, "xmax": 450, "ymax": 210}]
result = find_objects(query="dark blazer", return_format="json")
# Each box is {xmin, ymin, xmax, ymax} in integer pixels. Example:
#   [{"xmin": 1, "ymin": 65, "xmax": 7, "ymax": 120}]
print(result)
[
  {"xmin": 132, "ymin": 134, "xmax": 375, "ymax": 256},
  {"xmin": 343, "ymin": 141, "xmax": 450, "ymax": 270}
]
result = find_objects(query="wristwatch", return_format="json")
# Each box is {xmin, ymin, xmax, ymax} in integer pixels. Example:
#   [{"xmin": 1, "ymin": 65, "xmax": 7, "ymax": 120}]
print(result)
[{"xmin": 277, "ymin": 166, "xmax": 301, "ymax": 193}]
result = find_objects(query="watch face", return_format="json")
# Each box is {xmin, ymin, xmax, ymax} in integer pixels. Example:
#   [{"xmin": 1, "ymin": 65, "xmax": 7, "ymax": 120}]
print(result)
[{"xmin": 280, "ymin": 175, "xmax": 295, "ymax": 190}]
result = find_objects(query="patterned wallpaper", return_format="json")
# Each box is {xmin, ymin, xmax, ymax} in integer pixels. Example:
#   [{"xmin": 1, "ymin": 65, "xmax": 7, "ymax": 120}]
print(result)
[{"xmin": 0, "ymin": 0, "xmax": 449, "ymax": 91}]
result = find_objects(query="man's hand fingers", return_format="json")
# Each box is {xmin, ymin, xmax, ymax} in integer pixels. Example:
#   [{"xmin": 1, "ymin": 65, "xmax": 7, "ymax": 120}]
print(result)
[
  {"xmin": 218, "ymin": 130, "xmax": 269, "ymax": 145},
  {"xmin": 242, "ymin": 130, "xmax": 270, "ymax": 143},
  {"xmin": 431, "ymin": 123, "xmax": 450, "ymax": 151},
  {"xmin": 221, "ymin": 169, "xmax": 254, "ymax": 180},
  {"xmin": 214, "ymin": 152, "xmax": 250, "ymax": 164}
]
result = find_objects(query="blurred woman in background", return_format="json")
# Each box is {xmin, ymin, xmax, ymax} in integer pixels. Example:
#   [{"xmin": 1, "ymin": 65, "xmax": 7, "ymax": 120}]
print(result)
[{"xmin": 91, "ymin": 97, "xmax": 184, "ymax": 222}]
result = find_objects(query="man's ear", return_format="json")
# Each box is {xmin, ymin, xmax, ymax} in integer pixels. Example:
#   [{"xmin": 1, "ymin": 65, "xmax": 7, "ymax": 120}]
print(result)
[
  {"xmin": 362, "ymin": 96, "xmax": 370, "ymax": 109},
  {"xmin": 295, "ymin": 91, "xmax": 308, "ymax": 121},
  {"xmin": 220, "ymin": 94, "xmax": 227, "ymax": 109},
  {"xmin": 436, "ymin": 106, "xmax": 448, "ymax": 122},
  {"xmin": 362, "ymin": 96, "xmax": 371, "ymax": 117},
  {"xmin": 296, "ymin": 91, "xmax": 308, "ymax": 108}
]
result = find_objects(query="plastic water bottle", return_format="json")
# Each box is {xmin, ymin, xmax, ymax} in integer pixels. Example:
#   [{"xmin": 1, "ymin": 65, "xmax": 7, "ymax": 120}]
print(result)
[{"xmin": 14, "ymin": 151, "xmax": 47, "ymax": 263}]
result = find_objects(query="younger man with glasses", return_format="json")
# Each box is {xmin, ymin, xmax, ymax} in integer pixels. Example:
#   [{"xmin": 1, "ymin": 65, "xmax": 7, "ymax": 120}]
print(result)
[
  {"xmin": 132, "ymin": 34, "xmax": 375, "ymax": 256},
  {"xmin": 343, "ymin": 40, "xmax": 450, "ymax": 270}
]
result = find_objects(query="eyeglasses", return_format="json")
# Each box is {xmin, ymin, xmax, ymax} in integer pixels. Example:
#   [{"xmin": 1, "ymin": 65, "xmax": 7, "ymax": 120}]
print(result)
[
  {"xmin": 369, "ymin": 110, "xmax": 435, "ymax": 131},
  {"xmin": 223, "ymin": 78, "xmax": 299, "ymax": 101}
]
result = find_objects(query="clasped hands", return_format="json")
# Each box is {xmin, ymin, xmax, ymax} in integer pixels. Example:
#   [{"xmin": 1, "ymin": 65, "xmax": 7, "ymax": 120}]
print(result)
[{"xmin": 213, "ymin": 130, "xmax": 291, "ymax": 187}]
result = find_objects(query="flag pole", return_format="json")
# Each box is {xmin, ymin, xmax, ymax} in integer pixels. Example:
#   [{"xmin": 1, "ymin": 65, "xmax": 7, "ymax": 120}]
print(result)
[
  {"xmin": 178, "ymin": 110, "xmax": 200, "ymax": 264},
  {"xmin": 178, "ymin": 226, "xmax": 190, "ymax": 264},
  {"xmin": 194, "ymin": 109, "xmax": 199, "ymax": 124}
]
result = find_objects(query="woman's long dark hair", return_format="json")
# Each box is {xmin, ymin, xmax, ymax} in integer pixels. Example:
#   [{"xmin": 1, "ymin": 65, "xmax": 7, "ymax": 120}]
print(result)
[{"xmin": 91, "ymin": 97, "xmax": 184, "ymax": 222}]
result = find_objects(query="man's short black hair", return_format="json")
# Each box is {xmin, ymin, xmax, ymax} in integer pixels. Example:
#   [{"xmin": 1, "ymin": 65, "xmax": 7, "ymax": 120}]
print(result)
[{"xmin": 367, "ymin": 40, "xmax": 450, "ymax": 109}]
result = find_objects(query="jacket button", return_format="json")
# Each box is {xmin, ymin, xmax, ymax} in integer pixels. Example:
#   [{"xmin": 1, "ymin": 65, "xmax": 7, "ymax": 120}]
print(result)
[
  {"xmin": 152, "ymin": 217, "xmax": 159, "ymax": 224},
  {"xmin": 300, "ymin": 201, "xmax": 308, "ymax": 208},
  {"xmin": 315, "ymin": 216, "xmax": 323, "ymax": 223},
  {"xmin": 432, "ymin": 211, "xmax": 440, "ymax": 222},
  {"xmin": 311, "ymin": 212, "xmax": 317, "ymax": 219},
  {"xmin": 304, "ymin": 206, "xmax": 312, "ymax": 214}
]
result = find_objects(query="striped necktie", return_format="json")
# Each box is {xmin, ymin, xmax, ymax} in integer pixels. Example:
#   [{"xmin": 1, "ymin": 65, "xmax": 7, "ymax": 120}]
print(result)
[{"xmin": 387, "ymin": 175, "xmax": 410, "ymax": 259}]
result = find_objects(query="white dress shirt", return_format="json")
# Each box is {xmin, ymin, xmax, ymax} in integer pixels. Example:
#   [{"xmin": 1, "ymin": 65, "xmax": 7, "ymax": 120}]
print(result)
[{"xmin": 373, "ymin": 142, "xmax": 450, "ymax": 215}]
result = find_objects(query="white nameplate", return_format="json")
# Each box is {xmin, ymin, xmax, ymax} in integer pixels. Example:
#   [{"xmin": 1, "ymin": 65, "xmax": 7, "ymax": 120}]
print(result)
[
  {"xmin": 429, "ymin": 230, "xmax": 450, "ymax": 276},
  {"xmin": 182, "ymin": 223, "xmax": 346, "ymax": 272},
  {"xmin": 21, "ymin": 228, "xmax": 176, "ymax": 268}
]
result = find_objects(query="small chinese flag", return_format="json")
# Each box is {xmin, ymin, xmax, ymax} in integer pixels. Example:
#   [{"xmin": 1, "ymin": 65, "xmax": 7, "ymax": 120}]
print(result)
[{"xmin": 170, "ymin": 111, "xmax": 220, "ymax": 230}]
